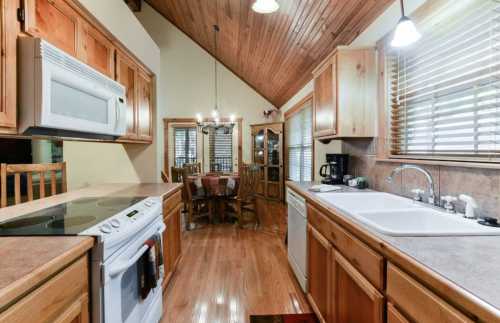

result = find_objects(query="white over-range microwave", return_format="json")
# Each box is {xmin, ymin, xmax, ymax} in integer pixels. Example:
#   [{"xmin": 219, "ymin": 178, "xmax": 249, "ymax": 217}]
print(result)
[{"xmin": 19, "ymin": 38, "xmax": 127, "ymax": 139}]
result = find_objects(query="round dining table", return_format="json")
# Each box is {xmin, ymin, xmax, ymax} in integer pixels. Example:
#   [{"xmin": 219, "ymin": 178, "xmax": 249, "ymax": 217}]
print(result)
[{"xmin": 186, "ymin": 173, "xmax": 240, "ymax": 222}]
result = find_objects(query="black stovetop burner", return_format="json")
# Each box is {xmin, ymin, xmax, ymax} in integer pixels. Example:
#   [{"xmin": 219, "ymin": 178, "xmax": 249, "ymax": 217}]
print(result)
[{"xmin": 0, "ymin": 196, "xmax": 146, "ymax": 236}]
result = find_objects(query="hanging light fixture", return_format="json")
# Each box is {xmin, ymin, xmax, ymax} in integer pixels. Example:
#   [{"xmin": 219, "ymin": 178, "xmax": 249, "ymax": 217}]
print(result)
[
  {"xmin": 252, "ymin": 0, "xmax": 279, "ymax": 14},
  {"xmin": 197, "ymin": 24, "xmax": 236, "ymax": 135},
  {"xmin": 391, "ymin": 0, "xmax": 421, "ymax": 47}
]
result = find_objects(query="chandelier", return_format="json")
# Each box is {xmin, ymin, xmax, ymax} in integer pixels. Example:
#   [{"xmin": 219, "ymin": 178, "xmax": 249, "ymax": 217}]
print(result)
[{"xmin": 197, "ymin": 24, "xmax": 236, "ymax": 135}]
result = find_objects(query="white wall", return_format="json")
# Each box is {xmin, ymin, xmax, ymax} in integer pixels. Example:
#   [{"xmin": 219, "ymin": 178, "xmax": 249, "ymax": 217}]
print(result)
[
  {"xmin": 135, "ymin": 3, "xmax": 275, "ymax": 172},
  {"xmin": 63, "ymin": 0, "xmax": 161, "ymax": 189}
]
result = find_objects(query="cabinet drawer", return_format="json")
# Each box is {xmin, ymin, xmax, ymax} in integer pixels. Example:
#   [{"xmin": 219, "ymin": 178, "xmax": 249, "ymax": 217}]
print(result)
[
  {"xmin": 163, "ymin": 190, "xmax": 182, "ymax": 215},
  {"xmin": 307, "ymin": 204, "xmax": 384, "ymax": 290},
  {"xmin": 387, "ymin": 263, "xmax": 473, "ymax": 323},
  {"xmin": 0, "ymin": 256, "xmax": 89, "ymax": 322}
]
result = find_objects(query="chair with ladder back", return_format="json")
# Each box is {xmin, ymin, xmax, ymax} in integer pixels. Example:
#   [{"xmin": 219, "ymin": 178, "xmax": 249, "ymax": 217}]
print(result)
[{"xmin": 0, "ymin": 162, "xmax": 67, "ymax": 208}]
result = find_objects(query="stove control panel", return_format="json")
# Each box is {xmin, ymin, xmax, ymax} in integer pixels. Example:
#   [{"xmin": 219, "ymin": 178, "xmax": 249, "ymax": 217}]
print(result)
[{"xmin": 82, "ymin": 197, "xmax": 161, "ymax": 239}]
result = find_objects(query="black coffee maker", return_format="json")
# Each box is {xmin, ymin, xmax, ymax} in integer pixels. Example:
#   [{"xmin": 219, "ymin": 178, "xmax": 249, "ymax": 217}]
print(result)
[{"xmin": 319, "ymin": 154, "xmax": 349, "ymax": 185}]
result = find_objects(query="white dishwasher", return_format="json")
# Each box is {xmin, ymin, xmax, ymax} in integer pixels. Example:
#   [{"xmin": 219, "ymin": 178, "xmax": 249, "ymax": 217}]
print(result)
[{"xmin": 286, "ymin": 188, "xmax": 308, "ymax": 292}]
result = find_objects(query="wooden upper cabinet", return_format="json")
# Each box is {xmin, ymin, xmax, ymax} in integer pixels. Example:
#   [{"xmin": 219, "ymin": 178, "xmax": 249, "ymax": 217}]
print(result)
[
  {"xmin": 312, "ymin": 47, "xmax": 376, "ymax": 140},
  {"xmin": 0, "ymin": 0, "xmax": 17, "ymax": 132},
  {"xmin": 23, "ymin": 0, "xmax": 80, "ymax": 57},
  {"xmin": 307, "ymin": 224, "xmax": 332, "ymax": 323},
  {"xmin": 333, "ymin": 251, "xmax": 384, "ymax": 323},
  {"xmin": 137, "ymin": 69, "xmax": 153, "ymax": 141},
  {"xmin": 116, "ymin": 50, "xmax": 138, "ymax": 140},
  {"xmin": 79, "ymin": 21, "xmax": 114, "ymax": 77},
  {"xmin": 313, "ymin": 58, "xmax": 337, "ymax": 138}
]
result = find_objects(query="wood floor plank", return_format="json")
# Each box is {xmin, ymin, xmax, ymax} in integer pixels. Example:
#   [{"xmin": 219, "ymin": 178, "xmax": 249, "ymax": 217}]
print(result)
[{"xmin": 161, "ymin": 222, "xmax": 310, "ymax": 322}]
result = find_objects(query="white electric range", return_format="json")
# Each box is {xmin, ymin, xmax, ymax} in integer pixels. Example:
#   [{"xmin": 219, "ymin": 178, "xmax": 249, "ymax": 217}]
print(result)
[{"xmin": 0, "ymin": 196, "xmax": 165, "ymax": 323}]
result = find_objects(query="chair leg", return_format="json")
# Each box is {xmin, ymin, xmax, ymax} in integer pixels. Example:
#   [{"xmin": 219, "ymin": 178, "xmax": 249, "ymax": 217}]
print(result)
[
  {"xmin": 187, "ymin": 204, "xmax": 193, "ymax": 231},
  {"xmin": 236, "ymin": 200, "xmax": 242, "ymax": 228}
]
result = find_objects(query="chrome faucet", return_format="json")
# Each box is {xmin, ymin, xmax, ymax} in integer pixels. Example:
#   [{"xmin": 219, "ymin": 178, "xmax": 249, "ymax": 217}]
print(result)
[{"xmin": 386, "ymin": 164, "xmax": 437, "ymax": 206}]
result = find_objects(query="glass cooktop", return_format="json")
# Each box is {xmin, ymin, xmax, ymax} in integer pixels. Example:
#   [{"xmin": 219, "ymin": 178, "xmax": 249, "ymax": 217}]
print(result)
[{"xmin": 0, "ymin": 196, "xmax": 146, "ymax": 236}]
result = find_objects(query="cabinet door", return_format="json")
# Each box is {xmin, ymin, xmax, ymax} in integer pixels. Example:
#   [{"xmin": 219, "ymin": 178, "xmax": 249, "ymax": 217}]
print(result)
[
  {"xmin": 313, "ymin": 58, "xmax": 337, "ymax": 138},
  {"xmin": 162, "ymin": 204, "xmax": 182, "ymax": 289},
  {"xmin": 333, "ymin": 251, "xmax": 384, "ymax": 323},
  {"xmin": 79, "ymin": 21, "xmax": 114, "ymax": 77},
  {"xmin": 24, "ymin": 0, "xmax": 80, "ymax": 57},
  {"xmin": 265, "ymin": 126, "xmax": 283, "ymax": 200},
  {"xmin": 137, "ymin": 69, "xmax": 153, "ymax": 142},
  {"xmin": 0, "ymin": 0, "xmax": 17, "ymax": 131},
  {"xmin": 307, "ymin": 224, "xmax": 332, "ymax": 322},
  {"xmin": 387, "ymin": 303, "xmax": 410, "ymax": 323},
  {"xmin": 116, "ymin": 51, "xmax": 138, "ymax": 139}
]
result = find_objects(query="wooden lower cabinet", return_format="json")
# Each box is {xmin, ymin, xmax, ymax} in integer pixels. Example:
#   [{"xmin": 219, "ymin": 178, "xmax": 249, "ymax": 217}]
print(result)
[
  {"xmin": 162, "ymin": 193, "xmax": 182, "ymax": 289},
  {"xmin": 307, "ymin": 224, "xmax": 332, "ymax": 322},
  {"xmin": 332, "ymin": 251, "xmax": 384, "ymax": 323},
  {"xmin": 0, "ymin": 255, "xmax": 89, "ymax": 323},
  {"xmin": 387, "ymin": 303, "xmax": 410, "ymax": 323}
]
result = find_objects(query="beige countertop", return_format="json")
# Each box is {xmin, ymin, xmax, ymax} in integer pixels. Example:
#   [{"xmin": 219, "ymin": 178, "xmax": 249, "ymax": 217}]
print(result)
[
  {"xmin": 287, "ymin": 181, "xmax": 500, "ymax": 322},
  {"xmin": 0, "ymin": 183, "xmax": 182, "ymax": 312}
]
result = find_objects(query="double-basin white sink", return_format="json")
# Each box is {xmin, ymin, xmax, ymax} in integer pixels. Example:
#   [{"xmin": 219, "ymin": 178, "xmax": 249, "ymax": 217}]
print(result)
[{"xmin": 315, "ymin": 192, "xmax": 500, "ymax": 237}]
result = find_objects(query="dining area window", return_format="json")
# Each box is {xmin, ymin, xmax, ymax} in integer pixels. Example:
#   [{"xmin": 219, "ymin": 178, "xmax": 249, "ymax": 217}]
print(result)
[
  {"xmin": 174, "ymin": 127, "xmax": 197, "ymax": 167},
  {"xmin": 209, "ymin": 128, "xmax": 233, "ymax": 173}
]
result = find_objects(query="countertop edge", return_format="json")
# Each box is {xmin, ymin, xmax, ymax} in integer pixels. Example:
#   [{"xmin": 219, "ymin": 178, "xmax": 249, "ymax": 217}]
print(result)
[
  {"xmin": 286, "ymin": 181, "xmax": 500, "ymax": 322},
  {"xmin": 0, "ymin": 236, "xmax": 94, "ymax": 311}
]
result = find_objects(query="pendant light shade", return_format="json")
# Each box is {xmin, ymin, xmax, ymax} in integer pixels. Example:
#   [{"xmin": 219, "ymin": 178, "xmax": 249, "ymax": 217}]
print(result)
[
  {"xmin": 391, "ymin": 0, "xmax": 421, "ymax": 47},
  {"xmin": 252, "ymin": 0, "xmax": 279, "ymax": 14}
]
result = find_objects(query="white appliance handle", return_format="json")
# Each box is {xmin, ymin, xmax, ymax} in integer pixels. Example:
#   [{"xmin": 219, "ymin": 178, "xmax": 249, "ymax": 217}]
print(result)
[{"xmin": 108, "ymin": 223, "xmax": 166, "ymax": 277}]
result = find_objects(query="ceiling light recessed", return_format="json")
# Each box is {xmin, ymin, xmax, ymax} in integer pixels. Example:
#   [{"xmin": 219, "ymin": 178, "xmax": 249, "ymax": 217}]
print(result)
[{"xmin": 252, "ymin": 0, "xmax": 279, "ymax": 14}]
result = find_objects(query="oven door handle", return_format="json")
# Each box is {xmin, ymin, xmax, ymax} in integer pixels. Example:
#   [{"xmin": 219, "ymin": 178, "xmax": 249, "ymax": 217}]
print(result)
[{"xmin": 108, "ymin": 223, "xmax": 166, "ymax": 278}]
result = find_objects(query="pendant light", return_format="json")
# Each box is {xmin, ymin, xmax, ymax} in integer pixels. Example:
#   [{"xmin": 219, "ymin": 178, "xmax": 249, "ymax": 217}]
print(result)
[
  {"xmin": 252, "ymin": 0, "xmax": 279, "ymax": 14},
  {"xmin": 196, "ymin": 24, "xmax": 236, "ymax": 135},
  {"xmin": 391, "ymin": 0, "xmax": 421, "ymax": 47}
]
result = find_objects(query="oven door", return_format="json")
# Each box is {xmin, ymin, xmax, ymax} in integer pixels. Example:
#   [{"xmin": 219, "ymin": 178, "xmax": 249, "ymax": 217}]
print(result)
[{"xmin": 102, "ymin": 219, "xmax": 165, "ymax": 323}]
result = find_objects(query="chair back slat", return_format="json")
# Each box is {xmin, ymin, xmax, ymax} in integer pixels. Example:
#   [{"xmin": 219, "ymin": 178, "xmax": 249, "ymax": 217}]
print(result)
[
  {"xmin": 171, "ymin": 167, "xmax": 185, "ymax": 183},
  {"xmin": 27, "ymin": 173, "xmax": 33, "ymax": 202},
  {"xmin": 39, "ymin": 172, "xmax": 45, "ymax": 199},
  {"xmin": 14, "ymin": 174, "xmax": 21, "ymax": 205},
  {"xmin": 237, "ymin": 164, "xmax": 260, "ymax": 201},
  {"xmin": 50, "ymin": 170, "xmax": 57, "ymax": 196},
  {"xmin": 0, "ymin": 162, "xmax": 67, "ymax": 208},
  {"xmin": 161, "ymin": 171, "xmax": 169, "ymax": 183}
]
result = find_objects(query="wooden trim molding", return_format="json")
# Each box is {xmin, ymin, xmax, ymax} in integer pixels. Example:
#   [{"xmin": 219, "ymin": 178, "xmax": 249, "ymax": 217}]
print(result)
[
  {"xmin": 163, "ymin": 117, "xmax": 243, "ymax": 175},
  {"xmin": 284, "ymin": 92, "xmax": 313, "ymax": 120}
]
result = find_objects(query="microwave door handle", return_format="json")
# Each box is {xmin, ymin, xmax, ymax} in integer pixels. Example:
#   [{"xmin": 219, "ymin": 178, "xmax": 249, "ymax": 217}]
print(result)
[
  {"xmin": 108, "ymin": 223, "xmax": 166, "ymax": 277},
  {"xmin": 115, "ymin": 99, "xmax": 120, "ymax": 130}
]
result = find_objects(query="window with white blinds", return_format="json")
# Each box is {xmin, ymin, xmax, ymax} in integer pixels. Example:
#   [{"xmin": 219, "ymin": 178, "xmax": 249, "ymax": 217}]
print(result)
[
  {"xmin": 174, "ymin": 127, "xmax": 197, "ymax": 166},
  {"xmin": 389, "ymin": 0, "xmax": 500, "ymax": 161},
  {"xmin": 209, "ymin": 128, "xmax": 233, "ymax": 172},
  {"xmin": 286, "ymin": 102, "xmax": 313, "ymax": 181}
]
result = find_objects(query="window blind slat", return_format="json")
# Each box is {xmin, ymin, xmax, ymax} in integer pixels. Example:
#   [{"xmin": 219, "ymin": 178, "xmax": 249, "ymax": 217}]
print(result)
[
  {"xmin": 286, "ymin": 102, "xmax": 313, "ymax": 181},
  {"xmin": 389, "ymin": 0, "xmax": 500, "ymax": 159},
  {"xmin": 174, "ymin": 127, "xmax": 197, "ymax": 166}
]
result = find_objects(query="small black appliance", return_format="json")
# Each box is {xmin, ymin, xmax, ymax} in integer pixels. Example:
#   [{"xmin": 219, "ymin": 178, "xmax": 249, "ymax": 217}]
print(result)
[{"xmin": 319, "ymin": 154, "xmax": 349, "ymax": 185}]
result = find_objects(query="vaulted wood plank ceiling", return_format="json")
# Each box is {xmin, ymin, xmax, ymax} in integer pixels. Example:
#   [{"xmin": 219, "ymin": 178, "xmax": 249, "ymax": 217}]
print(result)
[{"xmin": 145, "ymin": 0, "xmax": 393, "ymax": 107}]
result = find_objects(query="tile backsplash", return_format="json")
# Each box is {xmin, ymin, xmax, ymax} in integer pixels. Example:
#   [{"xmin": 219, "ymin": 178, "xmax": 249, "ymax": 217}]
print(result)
[{"xmin": 343, "ymin": 139, "xmax": 500, "ymax": 220}]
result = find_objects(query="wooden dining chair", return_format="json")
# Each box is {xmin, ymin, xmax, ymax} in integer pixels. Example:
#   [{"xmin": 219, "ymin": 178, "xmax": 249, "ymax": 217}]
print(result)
[
  {"xmin": 161, "ymin": 170, "xmax": 170, "ymax": 183},
  {"xmin": 170, "ymin": 167, "xmax": 185, "ymax": 183},
  {"xmin": 0, "ymin": 162, "xmax": 67, "ymax": 208},
  {"xmin": 226, "ymin": 164, "xmax": 260, "ymax": 228},
  {"xmin": 182, "ymin": 169, "xmax": 212, "ymax": 230},
  {"xmin": 184, "ymin": 162, "xmax": 201, "ymax": 175}
]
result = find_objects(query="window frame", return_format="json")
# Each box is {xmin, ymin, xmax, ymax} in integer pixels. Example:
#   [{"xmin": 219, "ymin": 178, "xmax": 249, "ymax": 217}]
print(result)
[
  {"xmin": 284, "ymin": 93, "xmax": 315, "ymax": 182},
  {"xmin": 163, "ymin": 118, "xmax": 243, "ymax": 176},
  {"xmin": 173, "ymin": 126, "xmax": 197, "ymax": 167},
  {"xmin": 377, "ymin": 0, "xmax": 500, "ymax": 168}
]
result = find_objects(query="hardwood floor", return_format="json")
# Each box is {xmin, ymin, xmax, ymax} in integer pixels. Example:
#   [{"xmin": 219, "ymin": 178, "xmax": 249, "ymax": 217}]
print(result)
[{"xmin": 161, "ymin": 201, "xmax": 311, "ymax": 323}]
